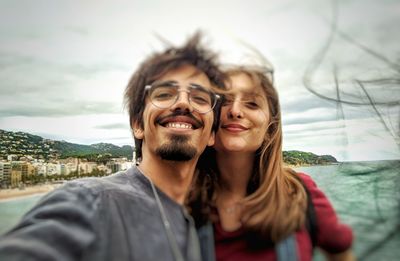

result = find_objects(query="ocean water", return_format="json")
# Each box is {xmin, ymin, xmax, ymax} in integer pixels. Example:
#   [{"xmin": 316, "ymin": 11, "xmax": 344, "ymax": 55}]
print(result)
[
  {"xmin": 0, "ymin": 160, "xmax": 399, "ymax": 260},
  {"xmin": 297, "ymin": 160, "xmax": 400, "ymax": 261},
  {"xmin": 0, "ymin": 194, "xmax": 45, "ymax": 235}
]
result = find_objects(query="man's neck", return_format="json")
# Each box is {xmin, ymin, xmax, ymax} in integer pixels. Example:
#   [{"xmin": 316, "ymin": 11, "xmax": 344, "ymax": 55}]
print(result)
[{"xmin": 138, "ymin": 154, "xmax": 197, "ymax": 205}]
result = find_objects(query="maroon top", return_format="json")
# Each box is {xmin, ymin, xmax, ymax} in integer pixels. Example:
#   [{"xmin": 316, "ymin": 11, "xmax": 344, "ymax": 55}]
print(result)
[{"xmin": 214, "ymin": 173, "xmax": 353, "ymax": 261}]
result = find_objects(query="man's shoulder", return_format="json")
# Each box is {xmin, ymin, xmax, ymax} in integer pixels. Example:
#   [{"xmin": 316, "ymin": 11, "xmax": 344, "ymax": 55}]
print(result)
[
  {"xmin": 34, "ymin": 166, "xmax": 154, "ymax": 219},
  {"xmin": 64, "ymin": 167, "xmax": 136, "ymax": 191},
  {"xmin": 62, "ymin": 166, "xmax": 149, "ymax": 200}
]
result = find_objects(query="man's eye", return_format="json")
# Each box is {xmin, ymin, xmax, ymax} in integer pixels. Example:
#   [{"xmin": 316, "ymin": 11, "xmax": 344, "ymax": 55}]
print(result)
[
  {"xmin": 191, "ymin": 95, "xmax": 210, "ymax": 105},
  {"xmin": 154, "ymin": 92, "xmax": 173, "ymax": 99},
  {"xmin": 152, "ymin": 88, "xmax": 176, "ymax": 100}
]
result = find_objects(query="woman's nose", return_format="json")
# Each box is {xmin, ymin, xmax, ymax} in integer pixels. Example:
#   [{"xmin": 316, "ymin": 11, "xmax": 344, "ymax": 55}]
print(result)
[{"xmin": 228, "ymin": 100, "xmax": 243, "ymax": 119}]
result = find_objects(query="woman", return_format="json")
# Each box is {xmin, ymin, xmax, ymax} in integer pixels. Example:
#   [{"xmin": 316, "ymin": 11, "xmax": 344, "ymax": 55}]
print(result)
[{"xmin": 189, "ymin": 66, "xmax": 354, "ymax": 261}]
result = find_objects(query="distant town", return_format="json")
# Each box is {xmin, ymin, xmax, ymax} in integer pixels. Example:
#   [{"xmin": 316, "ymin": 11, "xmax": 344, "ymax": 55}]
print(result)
[
  {"xmin": 0, "ymin": 129, "xmax": 135, "ymax": 189},
  {"xmin": 0, "ymin": 129, "xmax": 338, "ymax": 189}
]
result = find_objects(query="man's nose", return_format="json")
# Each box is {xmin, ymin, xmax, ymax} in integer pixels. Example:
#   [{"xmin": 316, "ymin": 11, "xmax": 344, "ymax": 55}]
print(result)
[{"xmin": 170, "ymin": 90, "xmax": 194, "ymax": 112}]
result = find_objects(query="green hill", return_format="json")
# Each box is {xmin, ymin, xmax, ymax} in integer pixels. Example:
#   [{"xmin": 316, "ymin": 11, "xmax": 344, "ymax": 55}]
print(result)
[
  {"xmin": 1, "ymin": 129, "xmax": 337, "ymax": 165},
  {"xmin": 0, "ymin": 129, "xmax": 133, "ymax": 160},
  {"xmin": 283, "ymin": 150, "xmax": 338, "ymax": 166}
]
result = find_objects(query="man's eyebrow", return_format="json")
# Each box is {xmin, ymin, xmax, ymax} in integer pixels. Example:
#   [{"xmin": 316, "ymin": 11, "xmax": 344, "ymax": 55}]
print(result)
[
  {"xmin": 153, "ymin": 80, "xmax": 178, "ymax": 86},
  {"xmin": 189, "ymin": 83, "xmax": 208, "ymax": 90}
]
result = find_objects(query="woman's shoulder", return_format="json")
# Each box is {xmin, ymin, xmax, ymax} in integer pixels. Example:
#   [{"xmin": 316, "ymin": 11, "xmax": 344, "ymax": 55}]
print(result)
[
  {"xmin": 295, "ymin": 172, "xmax": 318, "ymax": 191},
  {"xmin": 295, "ymin": 172, "xmax": 353, "ymax": 253},
  {"xmin": 296, "ymin": 172, "xmax": 314, "ymax": 182},
  {"xmin": 294, "ymin": 172, "xmax": 334, "ymax": 214}
]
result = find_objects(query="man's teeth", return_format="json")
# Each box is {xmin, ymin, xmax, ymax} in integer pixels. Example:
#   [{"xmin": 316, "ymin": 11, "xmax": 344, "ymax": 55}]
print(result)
[{"xmin": 166, "ymin": 122, "xmax": 193, "ymax": 129}]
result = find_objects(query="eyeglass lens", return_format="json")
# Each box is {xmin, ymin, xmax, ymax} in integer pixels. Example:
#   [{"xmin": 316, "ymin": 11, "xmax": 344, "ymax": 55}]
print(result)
[{"xmin": 148, "ymin": 83, "xmax": 216, "ymax": 113}]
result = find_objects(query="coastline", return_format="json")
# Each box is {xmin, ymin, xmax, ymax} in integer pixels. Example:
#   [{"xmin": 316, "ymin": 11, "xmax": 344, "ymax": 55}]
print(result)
[
  {"xmin": 0, "ymin": 163, "xmax": 339, "ymax": 201},
  {"xmin": 285, "ymin": 162, "xmax": 340, "ymax": 169},
  {"xmin": 0, "ymin": 184, "xmax": 58, "ymax": 202}
]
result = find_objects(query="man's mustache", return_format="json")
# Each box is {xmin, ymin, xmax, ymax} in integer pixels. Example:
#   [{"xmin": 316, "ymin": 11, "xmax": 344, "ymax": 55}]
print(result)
[{"xmin": 155, "ymin": 111, "xmax": 203, "ymax": 129}]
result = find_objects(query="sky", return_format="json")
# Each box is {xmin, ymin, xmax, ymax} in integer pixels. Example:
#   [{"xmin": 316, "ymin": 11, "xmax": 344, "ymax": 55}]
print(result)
[{"xmin": 0, "ymin": 0, "xmax": 399, "ymax": 161}]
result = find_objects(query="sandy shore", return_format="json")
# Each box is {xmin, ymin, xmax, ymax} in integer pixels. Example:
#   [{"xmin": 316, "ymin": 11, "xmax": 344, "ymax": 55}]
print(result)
[{"xmin": 0, "ymin": 185, "xmax": 58, "ymax": 201}]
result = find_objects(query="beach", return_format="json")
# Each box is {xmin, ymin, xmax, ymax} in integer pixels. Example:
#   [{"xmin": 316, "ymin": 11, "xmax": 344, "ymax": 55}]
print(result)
[{"xmin": 0, "ymin": 184, "xmax": 58, "ymax": 201}]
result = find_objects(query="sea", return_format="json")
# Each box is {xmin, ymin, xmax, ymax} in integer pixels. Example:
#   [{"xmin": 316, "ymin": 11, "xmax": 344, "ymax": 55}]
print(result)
[
  {"xmin": 0, "ymin": 160, "xmax": 399, "ymax": 260},
  {"xmin": 296, "ymin": 160, "xmax": 400, "ymax": 261}
]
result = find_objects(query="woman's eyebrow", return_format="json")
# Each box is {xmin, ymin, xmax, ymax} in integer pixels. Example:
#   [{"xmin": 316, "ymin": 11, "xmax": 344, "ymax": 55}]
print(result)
[{"xmin": 242, "ymin": 92, "xmax": 264, "ymax": 99}]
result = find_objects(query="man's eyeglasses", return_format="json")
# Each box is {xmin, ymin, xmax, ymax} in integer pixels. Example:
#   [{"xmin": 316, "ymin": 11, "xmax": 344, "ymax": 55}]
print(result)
[{"xmin": 145, "ymin": 81, "xmax": 220, "ymax": 114}]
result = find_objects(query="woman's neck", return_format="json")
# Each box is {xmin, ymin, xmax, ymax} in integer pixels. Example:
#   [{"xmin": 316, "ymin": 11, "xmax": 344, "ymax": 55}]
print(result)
[
  {"xmin": 215, "ymin": 151, "xmax": 255, "ymax": 231},
  {"xmin": 216, "ymin": 151, "xmax": 255, "ymax": 198}
]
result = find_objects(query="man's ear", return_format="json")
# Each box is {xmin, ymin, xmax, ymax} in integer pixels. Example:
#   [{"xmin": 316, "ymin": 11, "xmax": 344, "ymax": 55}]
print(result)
[
  {"xmin": 132, "ymin": 120, "xmax": 144, "ymax": 140},
  {"xmin": 207, "ymin": 131, "xmax": 215, "ymax": 146}
]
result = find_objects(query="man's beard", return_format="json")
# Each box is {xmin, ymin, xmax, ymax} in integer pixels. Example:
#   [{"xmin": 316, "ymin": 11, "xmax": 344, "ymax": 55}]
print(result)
[{"xmin": 156, "ymin": 134, "xmax": 197, "ymax": 161}]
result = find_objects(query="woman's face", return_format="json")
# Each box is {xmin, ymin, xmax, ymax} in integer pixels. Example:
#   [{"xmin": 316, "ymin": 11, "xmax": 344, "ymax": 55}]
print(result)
[{"xmin": 214, "ymin": 73, "xmax": 270, "ymax": 154}]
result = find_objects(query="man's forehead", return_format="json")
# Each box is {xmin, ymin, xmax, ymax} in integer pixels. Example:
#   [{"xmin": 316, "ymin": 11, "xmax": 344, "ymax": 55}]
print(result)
[
  {"xmin": 156, "ymin": 65, "xmax": 211, "ymax": 87},
  {"xmin": 158, "ymin": 65, "xmax": 210, "ymax": 82}
]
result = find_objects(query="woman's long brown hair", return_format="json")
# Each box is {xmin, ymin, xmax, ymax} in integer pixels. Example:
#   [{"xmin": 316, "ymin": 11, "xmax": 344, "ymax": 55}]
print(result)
[{"xmin": 188, "ymin": 66, "xmax": 308, "ymax": 243}]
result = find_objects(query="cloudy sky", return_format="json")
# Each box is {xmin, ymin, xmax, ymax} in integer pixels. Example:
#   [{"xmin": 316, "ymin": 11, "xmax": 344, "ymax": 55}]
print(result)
[{"xmin": 0, "ymin": 0, "xmax": 399, "ymax": 161}]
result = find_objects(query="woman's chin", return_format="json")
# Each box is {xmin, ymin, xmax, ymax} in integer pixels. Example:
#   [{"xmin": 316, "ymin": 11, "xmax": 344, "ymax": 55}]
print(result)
[{"xmin": 219, "ymin": 145, "xmax": 253, "ymax": 153}]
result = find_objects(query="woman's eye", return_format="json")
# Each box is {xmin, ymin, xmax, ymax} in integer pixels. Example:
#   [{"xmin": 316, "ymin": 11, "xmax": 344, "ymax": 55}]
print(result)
[
  {"xmin": 222, "ymin": 99, "xmax": 233, "ymax": 106},
  {"xmin": 246, "ymin": 102, "xmax": 259, "ymax": 109}
]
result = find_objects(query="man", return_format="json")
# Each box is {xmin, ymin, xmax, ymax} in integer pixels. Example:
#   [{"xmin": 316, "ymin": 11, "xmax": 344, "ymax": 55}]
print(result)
[{"xmin": 0, "ymin": 33, "xmax": 225, "ymax": 261}]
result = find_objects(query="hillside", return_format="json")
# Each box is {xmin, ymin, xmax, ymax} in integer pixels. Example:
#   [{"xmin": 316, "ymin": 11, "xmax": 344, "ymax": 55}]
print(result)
[
  {"xmin": 0, "ymin": 129, "xmax": 338, "ymax": 165},
  {"xmin": 283, "ymin": 150, "xmax": 338, "ymax": 166},
  {"xmin": 0, "ymin": 129, "xmax": 133, "ymax": 160}
]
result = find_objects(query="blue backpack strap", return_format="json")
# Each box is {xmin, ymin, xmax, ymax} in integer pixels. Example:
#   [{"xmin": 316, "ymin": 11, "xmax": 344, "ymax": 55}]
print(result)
[
  {"xmin": 197, "ymin": 222, "xmax": 216, "ymax": 261},
  {"xmin": 276, "ymin": 234, "xmax": 298, "ymax": 261}
]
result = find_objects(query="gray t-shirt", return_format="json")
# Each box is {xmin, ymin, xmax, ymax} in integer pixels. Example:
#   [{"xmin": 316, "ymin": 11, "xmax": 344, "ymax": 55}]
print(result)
[{"xmin": 0, "ymin": 166, "xmax": 201, "ymax": 261}]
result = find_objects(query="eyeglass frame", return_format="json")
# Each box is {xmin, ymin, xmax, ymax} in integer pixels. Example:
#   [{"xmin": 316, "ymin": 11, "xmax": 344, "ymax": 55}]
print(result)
[{"xmin": 144, "ymin": 82, "xmax": 221, "ymax": 114}]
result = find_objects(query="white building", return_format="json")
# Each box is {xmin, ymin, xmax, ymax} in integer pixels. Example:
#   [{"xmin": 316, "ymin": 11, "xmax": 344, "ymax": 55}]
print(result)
[
  {"xmin": 0, "ymin": 162, "xmax": 12, "ymax": 187},
  {"xmin": 79, "ymin": 162, "xmax": 98, "ymax": 174},
  {"xmin": 46, "ymin": 163, "xmax": 60, "ymax": 176},
  {"xmin": 65, "ymin": 162, "xmax": 77, "ymax": 174},
  {"xmin": 7, "ymin": 155, "xmax": 18, "ymax": 161},
  {"xmin": 32, "ymin": 162, "xmax": 46, "ymax": 176},
  {"xmin": 0, "ymin": 162, "xmax": 3, "ymax": 182}
]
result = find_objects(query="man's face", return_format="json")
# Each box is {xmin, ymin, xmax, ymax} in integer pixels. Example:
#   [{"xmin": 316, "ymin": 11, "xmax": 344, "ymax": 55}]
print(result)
[{"xmin": 134, "ymin": 64, "xmax": 215, "ymax": 162}]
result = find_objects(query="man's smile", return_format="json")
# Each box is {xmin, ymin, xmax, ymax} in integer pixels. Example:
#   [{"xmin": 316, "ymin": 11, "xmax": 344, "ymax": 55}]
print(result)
[
  {"xmin": 165, "ymin": 122, "xmax": 193, "ymax": 129},
  {"xmin": 156, "ymin": 114, "xmax": 203, "ymax": 130}
]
